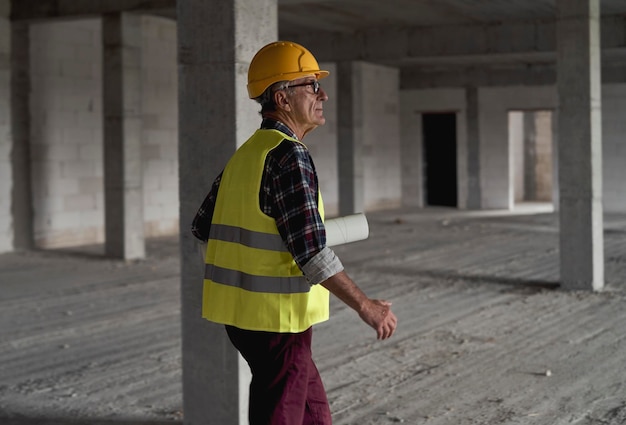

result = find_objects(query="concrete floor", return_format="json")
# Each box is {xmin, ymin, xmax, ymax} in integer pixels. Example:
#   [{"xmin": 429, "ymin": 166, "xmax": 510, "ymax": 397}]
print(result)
[{"xmin": 2, "ymin": 207, "xmax": 626, "ymax": 424}]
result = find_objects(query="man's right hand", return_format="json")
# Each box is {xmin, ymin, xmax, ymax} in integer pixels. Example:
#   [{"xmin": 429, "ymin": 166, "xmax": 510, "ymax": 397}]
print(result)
[
  {"xmin": 321, "ymin": 271, "xmax": 398, "ymax": 340},
  {"xmin": 358, "ymin": 299, "xmax": 397, "ymax": 340}
]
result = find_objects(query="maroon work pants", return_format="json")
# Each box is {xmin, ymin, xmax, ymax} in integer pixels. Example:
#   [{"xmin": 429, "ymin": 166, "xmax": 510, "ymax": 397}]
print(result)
[{"xmin": 225, "ymin": 325, "xmax": 332, "ymax": 425}]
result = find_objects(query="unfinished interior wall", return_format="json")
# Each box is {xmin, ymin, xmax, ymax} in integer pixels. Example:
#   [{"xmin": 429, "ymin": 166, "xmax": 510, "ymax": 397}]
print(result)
[
  {"xmin": 302, "ymin": 62, "xmax": 338, "ymax": 216},
  {"xmin": 399, "ymin": 88, "xmax": 467, "ymax": 208},
  {"xmin": 534, "ymin": 111, "xmax": 553, "ymax": 201},
  {"xmin": 489, "ymin": 84, "xmax": 625, "ymax": 213},
  {"xmin": 30, "ymin": 19, "xmax": 104, "ymax": 248},
  {"xmin": 362, "ymin": 62, "xmax": 401, "ymax": 210},
  {"xmin": 602, "ymin": 84, "xmax": 626, "ymax": 212},
  {"xmin": 29, "ymin": 16, "xmax": 178, "ymax": 248},
  {"xmin": 479, "ymin": 86, "xmax": 557, "ymax": 209},
  {"xmin": 510, "ymin": 110, "xmax": 553, "ymax": 204},
  {"xmin": 140, "ymin": 16, "xmax": 178, "ymax": 236}
]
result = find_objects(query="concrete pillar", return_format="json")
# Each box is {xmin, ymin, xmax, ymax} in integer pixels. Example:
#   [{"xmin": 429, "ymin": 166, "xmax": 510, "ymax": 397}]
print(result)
[
  {"xmin": 102, "ymin": 12, "xmax": 145, "ymax": 260},
  {"xmin": 177, "ymin": 1, "xmax": 276, "ymax": 424},
  {"xmin": 337, "ymin": 61, "xmax": 365, "ymax": 215},
  {"xmin": 556, "ymin": 0, "xmax": 604, "ymax": 290},
  {"xmin": 552, "ymin": 110, "xmax": 560, "ymax": 211},
  {"xmin": 465, "ymin": 86, "xmax": 481, "ymax": 209},
  {"xmin": 523, "ymin": 112, "xmax": 538, "ymax": 201},
  {"xmin": 0, "ymin": 1, "xmax": 13, "ymax": 253},
  {"xmin": 10, "ymin": 21, "xmax": 34, "ymax": 250}
]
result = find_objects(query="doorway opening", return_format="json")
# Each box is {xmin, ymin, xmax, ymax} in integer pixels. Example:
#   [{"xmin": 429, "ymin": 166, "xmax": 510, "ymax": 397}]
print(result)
[
  {"xmin": 509, "ymin": 110, "xmax": 555, "ymax": 211},
  {"xmin": 422, "ymin": 113, "xmax": 458, "ymax": 207}
]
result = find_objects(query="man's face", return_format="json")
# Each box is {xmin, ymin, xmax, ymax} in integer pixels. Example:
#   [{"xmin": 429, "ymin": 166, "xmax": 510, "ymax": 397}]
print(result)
[{"xmin": 285, "ymin": 76, "xmax": 328, "ymax": 133}]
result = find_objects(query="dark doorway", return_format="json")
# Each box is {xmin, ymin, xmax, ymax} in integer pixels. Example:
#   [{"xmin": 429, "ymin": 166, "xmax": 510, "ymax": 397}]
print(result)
[{"xmin": 422, "ymin": 113, "xmax": 458, "ymax": 207}]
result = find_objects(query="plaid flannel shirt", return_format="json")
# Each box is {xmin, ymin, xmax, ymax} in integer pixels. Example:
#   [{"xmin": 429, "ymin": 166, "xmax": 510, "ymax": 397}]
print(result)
[{"xmin": 191, "ymin": 118, "xmax": 343, "ymax": 284}]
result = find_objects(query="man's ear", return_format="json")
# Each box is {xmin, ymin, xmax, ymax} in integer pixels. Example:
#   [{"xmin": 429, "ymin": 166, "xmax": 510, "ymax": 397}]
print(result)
[{"xmin": 274, "ymin": 90, "xmax": 291, "ymax": 111}]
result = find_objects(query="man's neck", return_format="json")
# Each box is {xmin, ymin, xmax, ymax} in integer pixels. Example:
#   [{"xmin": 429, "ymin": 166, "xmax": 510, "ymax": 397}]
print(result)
[{"xmin": 261, "ymin": 115, "xmax": 300, "ymax": 140}]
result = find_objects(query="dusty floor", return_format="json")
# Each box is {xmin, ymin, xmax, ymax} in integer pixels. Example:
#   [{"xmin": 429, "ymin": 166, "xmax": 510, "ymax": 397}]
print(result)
[{"xmin": 2, "ymin": 207, "xmax": 626, "ymax": 425}]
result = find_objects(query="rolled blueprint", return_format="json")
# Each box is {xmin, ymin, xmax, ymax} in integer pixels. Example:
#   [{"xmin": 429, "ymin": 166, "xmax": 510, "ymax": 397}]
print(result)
[{"xmin": 324, "ymin": 213, "xmax": 369, "ymax": 247}]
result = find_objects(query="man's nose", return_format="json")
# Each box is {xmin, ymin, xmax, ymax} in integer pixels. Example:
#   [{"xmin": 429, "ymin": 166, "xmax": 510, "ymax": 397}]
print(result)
[{"xmin": 318, "ymin": 87, "xmax": 329, "ymax": 101}]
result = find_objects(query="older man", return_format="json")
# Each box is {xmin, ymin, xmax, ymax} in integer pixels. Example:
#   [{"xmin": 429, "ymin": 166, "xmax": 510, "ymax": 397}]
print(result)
[{"xmin": 192, "ymin": 41, "xmax": 397, "ymax": 425}]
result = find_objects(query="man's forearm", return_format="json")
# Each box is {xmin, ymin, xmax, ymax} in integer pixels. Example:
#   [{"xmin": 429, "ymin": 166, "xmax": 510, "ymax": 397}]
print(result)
[
  {"xmin": 321, "ymin": 270, "xmax": 398, "ymax": 340},
  {"xmin": 320, "ymin": 270, "xmax": 367, "ymax": 313}
]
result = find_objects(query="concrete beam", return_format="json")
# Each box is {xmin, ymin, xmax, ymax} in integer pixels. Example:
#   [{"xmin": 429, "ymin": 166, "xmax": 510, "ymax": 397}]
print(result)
[
  {"xmin": 556, "ymin": 0, "xmax": 604, "ymax": 291},
  {"xmin": 401, "ymin": 58, "xmax": 626, "ymax": 89},
  {"xmin": 11, "ymin": 0, "xmax": 175, "ymax": 21},
  {"xmin": 287, "ymin": 17, "xmax": 625, "ymax": 67}
]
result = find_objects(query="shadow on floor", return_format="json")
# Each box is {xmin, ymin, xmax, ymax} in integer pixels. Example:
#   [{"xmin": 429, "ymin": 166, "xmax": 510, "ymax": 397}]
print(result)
[
  {"xmin": 0, "ymin": 415, "xmax": 181, "ymax": 425},
  {"xmin": 371, "ymin": 266, "xmax": 561, "ymax": 291}
]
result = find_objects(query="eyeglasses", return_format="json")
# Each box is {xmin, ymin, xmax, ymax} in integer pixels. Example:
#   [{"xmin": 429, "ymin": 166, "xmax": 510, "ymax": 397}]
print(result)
[{"xmin": 287, "ymin": 81, "xmax": 321, "ymax": 94}]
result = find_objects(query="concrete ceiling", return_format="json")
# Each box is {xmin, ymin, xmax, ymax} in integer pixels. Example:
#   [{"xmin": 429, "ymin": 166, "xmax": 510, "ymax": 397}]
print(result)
[
  {"xmin": 10, "ymin": 0, "xmax": 626, "ymax": 75},
  {"xmin": 12, "ymin": 1, "xmax": 626, "ymax": 31},
  {"xmin": 279, "ymin": 0, "xmax": 557, "ymax": 33},
  {"xmin": 278, "ymin": 0, "xmax": 626, "ymax": 33},
  {"xmin": 277, "ymin": 0, "xmax": 626, "ymax": 79}
]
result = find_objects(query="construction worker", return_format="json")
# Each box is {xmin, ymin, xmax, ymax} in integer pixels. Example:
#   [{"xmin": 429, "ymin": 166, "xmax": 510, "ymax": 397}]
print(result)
[{"xmin": 192, "ymin": 40, "xmax": 397, "ymax": 425}]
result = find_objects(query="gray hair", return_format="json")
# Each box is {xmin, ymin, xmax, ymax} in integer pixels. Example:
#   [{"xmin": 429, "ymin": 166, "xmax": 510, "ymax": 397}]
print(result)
[{"xmin": 254, "ymin": 80, "xmax": 293, "ymax": 114}]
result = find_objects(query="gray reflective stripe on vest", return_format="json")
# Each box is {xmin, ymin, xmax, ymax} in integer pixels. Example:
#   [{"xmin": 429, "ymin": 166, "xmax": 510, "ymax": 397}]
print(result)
[
  {"xmin": 205, "ymin": 263, "xmax": 311, "ymax": 294},
  {"xmin": 209, "ymin": 224, "xmax": 288, "ymax": 252}
]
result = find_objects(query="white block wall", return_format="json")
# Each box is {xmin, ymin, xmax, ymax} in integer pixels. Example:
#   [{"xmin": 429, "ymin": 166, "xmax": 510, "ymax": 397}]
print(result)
[
  {"xmin": 30, "ymin": 19, "xmax": 104, "ymax": 248},
  {"xmin": 30, "ymin": 16, "xmax": 179, "ymax": 248},
  {"xmin": 141, "ymin": 16, "xmax": 178, "ymax": 237},
  {"xmin": 361, "ymin": 62, "xmax": 401, "ymax": 211},
  {"xmin": 304, "ymin": 62, "xmax": 338, "ymax": 217},
  {"xmin": 0, "ymin": 4, "xmax": 11, "ymax": 252}
]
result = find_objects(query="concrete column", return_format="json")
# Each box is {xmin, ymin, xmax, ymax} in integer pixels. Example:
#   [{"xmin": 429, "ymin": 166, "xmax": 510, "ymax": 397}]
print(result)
[
  {"xmin": 1, "ymin": 4, "xmax": 32, "ymax": 254},
  {"xmin": 10, "ymin": 22, "xmax": 34, "ymax": 250},
  {"xmin": 556, "ymin": 0, "xmax": 604, "ymax": 290},
  {"xmin": 337, "ymin": 61, "xmax": 365, "ymax": 215},
  {"xmin": 552, "ymin": 110, "xmax": 560, "ymax": 210},
  {"xmin": 177, "ymin": 1, "xmax": 276, "ymax": 424},
  {"xmin": 0, "ymin": 1, "xmax": 12, "ymax": 253},
  {"xmin": 465, "ymin": 86, "xmax": 481, "ymax": 209},
  {"xmin": 102, "ymin": 12, "xmax": 145, "ymax": 260},
  {"xmin": 523, "ymin": 112, "xmax": 537, "ymax": 201}
]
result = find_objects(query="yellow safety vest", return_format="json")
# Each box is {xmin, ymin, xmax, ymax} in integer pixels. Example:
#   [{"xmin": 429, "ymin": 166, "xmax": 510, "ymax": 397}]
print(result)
[{"xmin": 203, "ymin": 129, "xmax": 330, "ymax": 333}]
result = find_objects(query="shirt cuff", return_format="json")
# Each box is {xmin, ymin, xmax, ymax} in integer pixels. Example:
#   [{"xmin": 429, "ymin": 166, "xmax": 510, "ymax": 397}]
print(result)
[{"xmin": 302, "ymin": 246, "xmax": 344, "ymax": 285}]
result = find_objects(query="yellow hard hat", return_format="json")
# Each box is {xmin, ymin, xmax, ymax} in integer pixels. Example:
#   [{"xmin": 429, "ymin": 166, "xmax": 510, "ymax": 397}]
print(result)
[{"xmin": 247, "ymin": 41, "xmax": 329, "ymax": 99}]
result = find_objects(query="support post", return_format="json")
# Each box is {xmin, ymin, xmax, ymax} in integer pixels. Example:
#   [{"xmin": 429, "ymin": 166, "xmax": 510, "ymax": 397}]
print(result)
[
  {"xmin": 337, "ymin": 61, "xmax": 365, "ymax": 215},
  {"xmin": 556, "ymin": 0, "xmax": 604, "ymax": 290},
  {"xmin": 177, "ymin": 1, "xmax": 277, "ymax": 423},
  {"xmin": 102, "ymin": 12, "xmax": 145, "ymax": 260},
  {"xmin": 465, "ymin": 86, "xmax": 481, "ymax": 209},
  {"xmin": 10, "ymin": 21, "xmax": 34, "ymax": 250}
]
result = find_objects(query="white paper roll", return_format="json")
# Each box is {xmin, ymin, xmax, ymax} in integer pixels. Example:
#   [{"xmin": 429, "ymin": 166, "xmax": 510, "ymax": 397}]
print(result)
[{"xmin": 324, "ymin": 213, "xmax": 369, "ymax": 247}]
